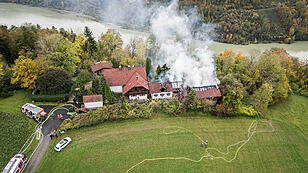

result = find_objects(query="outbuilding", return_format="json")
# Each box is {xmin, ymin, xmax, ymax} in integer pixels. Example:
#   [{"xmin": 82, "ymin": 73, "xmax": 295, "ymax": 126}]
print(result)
[{"xmin": 83, "ymin": 95, "xmax": 103, "ymax": 110}]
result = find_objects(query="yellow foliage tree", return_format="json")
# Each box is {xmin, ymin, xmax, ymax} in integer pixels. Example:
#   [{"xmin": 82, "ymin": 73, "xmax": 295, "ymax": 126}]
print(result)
[
  {"xmin": 0, "ymin": 54, "xmax": 4, "ymax": 79},
  {"xmin": 0, "ymin": 63, "xmax": 4, "ymax": 80},
  {"xmin": 74, "ymin": 34, "xmax": 87, "ymax": 57},
  {"xmin": 11, "ymin": 58, "xmax": 39, "ymax": 89}
]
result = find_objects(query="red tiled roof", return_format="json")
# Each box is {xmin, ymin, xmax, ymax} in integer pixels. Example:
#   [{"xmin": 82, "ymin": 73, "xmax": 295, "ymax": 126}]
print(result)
[
  {"xmin": 122, "ymin": 72, "xmax": 149, "ymax": 94},
  {"xmin": 197, "ymin": 88, "xmax": 222, "ymax": 99},
  {"xmin": 149, "ymin": 82, "xmax": 175, "ymax": 94},
  {"xmin": 91, "ymin": 62, "xmax": 113, "ymax": 72},
  {"xmin": 83, "ymin": 95, "xmax": 103, "ymax": 103},
  {"xmin": 102, "ymin": 67, "xmax": 147, "ymax": 86}
]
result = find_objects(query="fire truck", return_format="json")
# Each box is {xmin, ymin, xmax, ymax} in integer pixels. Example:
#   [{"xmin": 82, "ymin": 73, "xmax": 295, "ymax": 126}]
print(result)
[
  {"xmin": 21, "ymin": 103, "xmax": 47, "ymax": 122},
  {"xmin": 2, "ymin": 154, "xmax": 27, "ymax": 173}
]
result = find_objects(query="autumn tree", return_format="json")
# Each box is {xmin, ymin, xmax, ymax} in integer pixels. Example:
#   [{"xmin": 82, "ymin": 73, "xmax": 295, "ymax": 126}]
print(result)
[
  {"xmin": 96, "ymin": 29, "xmax": 123, "ymax": 61},
  {"xmin": 256, "ymin": 54, "xmax": 290, "ymax": 103},
  {"xmin": 251, "ymin": 83, "xmax": 274, "ymax": 117},
  {"xmin": 73, "ymin": 34, "xmax": 94, "ymax": 71},
  {"xmin": 11, "ymin": 57, "xmax": 39, "ymax": 89},
  {"xmin": 9, "ymin": 24, "xmax": 38, "ymax": 58},
  {"xmin": 36, "ymin": 33, "xmax": 80, "ymax": 75},
  {"xmin": 0, "ymin": 26, "xmax": 16, "ymax": 64}
]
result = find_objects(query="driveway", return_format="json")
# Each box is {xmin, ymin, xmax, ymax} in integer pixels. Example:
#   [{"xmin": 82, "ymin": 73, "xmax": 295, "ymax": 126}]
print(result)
[{"xmin": 23, "ymin": 104, "xmax": 73, "ymax": 173}]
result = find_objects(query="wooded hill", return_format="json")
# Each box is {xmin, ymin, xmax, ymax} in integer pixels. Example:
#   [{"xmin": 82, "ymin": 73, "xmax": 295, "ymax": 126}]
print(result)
[{"xmin": 1, "ymin": 0, "xmax": 307, "ymax": 44}]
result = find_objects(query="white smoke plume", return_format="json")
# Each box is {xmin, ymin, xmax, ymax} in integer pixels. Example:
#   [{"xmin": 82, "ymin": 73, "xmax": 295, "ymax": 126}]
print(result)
[
  {"xmin": 150, "ymin": 0, "xmax": 219, "ymax": 87},
  {"xmin": 101, "ymin": 0, "xmax": 219, "ymax": 87}
]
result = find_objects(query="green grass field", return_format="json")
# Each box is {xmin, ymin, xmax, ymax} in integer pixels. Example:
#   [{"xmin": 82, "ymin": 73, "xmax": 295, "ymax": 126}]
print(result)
[
  {"xmin": 37, "ymin": 95, "xmax": 308, "ymax": 173},
  {"xmin": 0, "ymin": 92, "xmax": 37, "ymax": 170},
  {"xmin": 269, "ymin": 94, "xmax": 308, "ymax": 136}
]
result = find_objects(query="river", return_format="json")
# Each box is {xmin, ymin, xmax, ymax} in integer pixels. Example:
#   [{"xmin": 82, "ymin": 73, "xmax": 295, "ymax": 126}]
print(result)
[{"xmin": 0, "ymin": 3, "xmax": 307, "ymax": 60}]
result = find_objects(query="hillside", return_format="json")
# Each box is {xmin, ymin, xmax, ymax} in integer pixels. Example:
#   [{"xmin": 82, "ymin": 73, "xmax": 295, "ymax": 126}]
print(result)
[{"xmin": 2, "ymin": 0, "xmax": 307, "ymax": 44}]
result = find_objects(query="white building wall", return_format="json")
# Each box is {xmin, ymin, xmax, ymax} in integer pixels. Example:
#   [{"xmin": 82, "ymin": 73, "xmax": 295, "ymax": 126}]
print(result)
[
  {"xmin": 151, "ymin": 92, "xmax": 173, "ymax": 99},
  {"xmin": 110, "ymin": 86, "xmax": 122, "ymax": 93},
  {"xmin": 129, "ymin": 94, "xmax": 148, "ymax": 101},
  {"xmin": 84, "ymin": 101, "xmax": 103, "ymax": 110}
]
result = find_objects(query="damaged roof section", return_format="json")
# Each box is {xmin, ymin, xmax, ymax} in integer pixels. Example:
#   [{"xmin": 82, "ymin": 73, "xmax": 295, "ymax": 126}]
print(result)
[{"xmin": 196, "ymin": 87, "xmax": 221, "ymax": 99}]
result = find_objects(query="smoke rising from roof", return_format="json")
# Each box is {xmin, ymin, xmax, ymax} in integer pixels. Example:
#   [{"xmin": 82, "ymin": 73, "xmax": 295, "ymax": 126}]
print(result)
[{"xmin": 101, "ymin": 0, "xmax": 219, "ymax": 87}]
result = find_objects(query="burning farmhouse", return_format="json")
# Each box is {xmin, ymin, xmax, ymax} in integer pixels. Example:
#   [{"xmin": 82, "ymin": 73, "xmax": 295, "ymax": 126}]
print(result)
[{"xmin": 91, "ymin": 61, "xmax": 221, "ymax": 103}]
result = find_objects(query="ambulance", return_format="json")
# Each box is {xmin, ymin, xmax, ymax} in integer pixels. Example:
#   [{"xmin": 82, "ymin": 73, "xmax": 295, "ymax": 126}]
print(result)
[
  {"xmin": 2, "ymin": 154, "xmax": 27, "ymax": 173},
  {"xmin": 21, "ymin": 103, "xmax": 47, "ymax": 122}
]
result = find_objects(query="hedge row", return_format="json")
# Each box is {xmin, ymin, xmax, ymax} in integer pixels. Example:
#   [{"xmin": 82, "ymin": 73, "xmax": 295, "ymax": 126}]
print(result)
[
  {"xmin": 31, "ymin": 94, "xmax": 69, "ymax": 102},
  {"xmin": 61, "ymin": 102, "xmax": 154, "ymax": 130}
]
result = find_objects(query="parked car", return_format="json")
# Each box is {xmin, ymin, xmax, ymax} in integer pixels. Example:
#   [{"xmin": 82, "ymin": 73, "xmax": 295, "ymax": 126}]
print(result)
[
  {"xmin": 54, "ymin": 137, "xmax": 72, "ymax": 152},
  {"xmin": 2, "ymin": 154, "xmax": 27, "ymax": 173}
]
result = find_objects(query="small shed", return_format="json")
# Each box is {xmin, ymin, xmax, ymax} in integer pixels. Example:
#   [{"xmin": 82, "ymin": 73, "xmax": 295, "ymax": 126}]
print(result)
[{"xmin": 83, "ymin": 95, "xmax": 103, "ymax": 110}]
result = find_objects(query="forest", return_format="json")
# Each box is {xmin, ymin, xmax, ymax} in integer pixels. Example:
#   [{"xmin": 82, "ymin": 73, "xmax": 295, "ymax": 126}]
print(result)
[{"xmin": 1, "ymin": 0, "xmax": 307, "ymax": 44}]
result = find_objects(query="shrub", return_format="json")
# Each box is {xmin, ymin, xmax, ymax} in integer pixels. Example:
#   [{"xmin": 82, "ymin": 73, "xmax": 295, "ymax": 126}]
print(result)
[
  {"xmin": 201, "ymin": 100, "xmax": 214, "ymax": 113},
  {"xmin": 61, "ymin": 102, "xmax": 154, "ymax": 130},
  {"xmin": 233, "ymin": 106, "xmax": 258, "ymax": 117},
  {"xmin": 31, "ymin": 94, "xmax": 68, "ymax": 102},
  {"xmin": 158, "ymin": 98, "xmax": 184, "ymax": 116},
  {"xmin": 211, "ymin": 105, "xmax": 233, "ymax": 117},
  {"xmin": 37, "ymin": 68, "xmax": 73, "ymax": 95},
  {"xmin": 183, "ymin": 89, "xmax": 202, "ymax": 111}
]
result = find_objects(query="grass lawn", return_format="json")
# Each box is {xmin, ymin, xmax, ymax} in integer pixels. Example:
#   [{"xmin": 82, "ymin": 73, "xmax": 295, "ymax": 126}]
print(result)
[
  {"xmin": 37, "ymin": 114, "xmax": 308, "ymax": 173},
  {"xmin": 269, "ymin": 94, "xmax": 308, "ymax": 136},
  {"xmin": 0, "ymin": 91, "xmax": 37, "ymax": 170}
]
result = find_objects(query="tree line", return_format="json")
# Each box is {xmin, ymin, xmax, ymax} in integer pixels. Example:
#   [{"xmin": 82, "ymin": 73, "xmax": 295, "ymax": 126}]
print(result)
[
  {"xmin": 0, "ymin": 24, "xmax": 152, "ymax": 100},
  {"xmin": 215, "ymin": 48, "xmax": 308, "ymax": 117},
  {"xmin": 3, "ymin": 0, "xmax": 307, "ymax": 44}
]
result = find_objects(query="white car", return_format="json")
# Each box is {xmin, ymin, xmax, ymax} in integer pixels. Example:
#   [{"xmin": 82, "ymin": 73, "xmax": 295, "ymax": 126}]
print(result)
[{"xmin": 54, "ymin": 137, "xmax": 72, "ymax": 152}]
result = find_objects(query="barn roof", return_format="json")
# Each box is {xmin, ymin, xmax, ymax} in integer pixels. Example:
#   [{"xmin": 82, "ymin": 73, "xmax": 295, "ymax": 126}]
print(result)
[
  {"xmin": 122, "ymin": 72, "xmax": 149, "ymax": 94},
  {"xmin": 102, "ymin": 67, "xmax": 147, "ymax": 86},
  {"xmin": 83, "ymin": 95, "xmax": 103, "ymax": 103},
  {"xmin": 91, "ymin": 61, "xmax": 113, "ymax": 72},
  {"xmin": 197, "ymin": 88, "xmax": 221, "ymax": 99}
]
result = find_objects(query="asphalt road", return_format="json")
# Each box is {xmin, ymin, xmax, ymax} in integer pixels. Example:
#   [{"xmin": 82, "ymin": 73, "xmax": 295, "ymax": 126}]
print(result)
[
  {"xmin": 39, "ymin": 105, "xmax": 70, "ymax": 136},
  {"xmin": 23, "ymin": 105, "xmax": 73, "ymax": 173}
]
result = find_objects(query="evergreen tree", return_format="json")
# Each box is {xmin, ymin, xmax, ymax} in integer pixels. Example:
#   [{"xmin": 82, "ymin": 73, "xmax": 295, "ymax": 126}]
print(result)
[
  {"xmin": 146, "ymin": 58, "xmax": 151, "ymax": 76},
  {"xmin": 104, "ymin": 84, "xmax": 113, "ymax": 104},
  {"xmin": 98, "ymin": 72, "xmax": 106, "ymax": 96},
  {"xmin": 84, "ymin": 26, "xmax": 97, "ymax": 55}
]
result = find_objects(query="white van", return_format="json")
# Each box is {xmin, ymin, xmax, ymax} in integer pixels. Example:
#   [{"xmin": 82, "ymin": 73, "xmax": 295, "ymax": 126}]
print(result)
[{"xmin": 2, "ymin": 154, "xmax": 27, "ymax": 173}]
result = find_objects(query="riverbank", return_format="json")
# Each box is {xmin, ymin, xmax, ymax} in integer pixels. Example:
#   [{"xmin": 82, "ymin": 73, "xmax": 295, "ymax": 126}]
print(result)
[{"xmin": 0, "ymin": 2, "xmax": 307, "ymax": 60}]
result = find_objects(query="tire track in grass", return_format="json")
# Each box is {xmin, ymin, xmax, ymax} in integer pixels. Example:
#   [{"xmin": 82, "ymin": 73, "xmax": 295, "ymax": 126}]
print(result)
[{"xmin": 125, "ymin": 120, "xmax": 275, "ymax": 173}]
